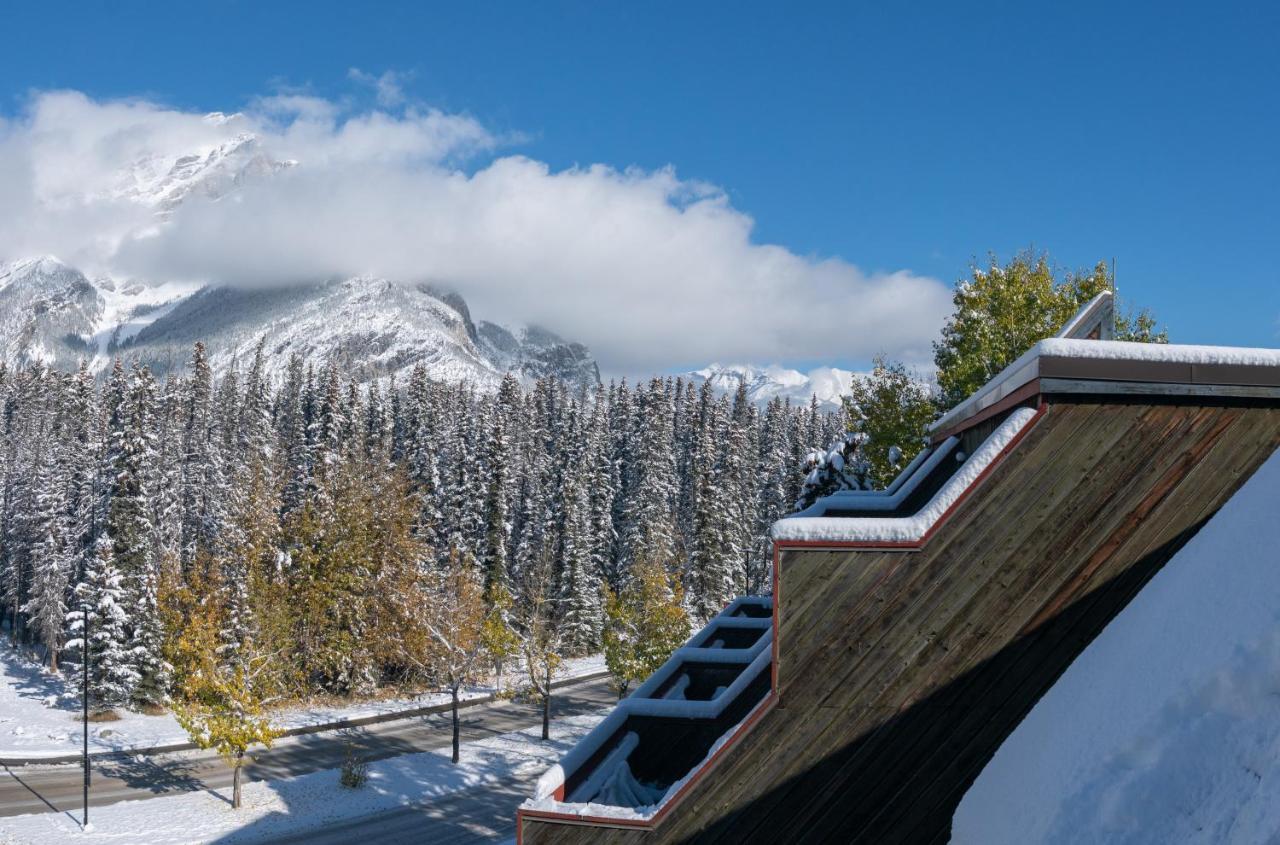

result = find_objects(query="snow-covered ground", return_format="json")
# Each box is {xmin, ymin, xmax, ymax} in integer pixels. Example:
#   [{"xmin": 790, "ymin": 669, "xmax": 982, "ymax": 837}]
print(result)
[
  {"xmin": 951, "ymin": 448, "xmax": 1280, "ymax": 844},
  {"xmin": 0, "ymin": 649, "xmax": 605, "ymax": 760},
  {"xmin": 0, "ymin": 710, "xmax": 608, "ymax": 845}
]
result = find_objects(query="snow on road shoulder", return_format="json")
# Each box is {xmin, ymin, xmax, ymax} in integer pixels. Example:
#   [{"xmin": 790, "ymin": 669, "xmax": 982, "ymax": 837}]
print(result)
[
  {"xmin": 0, "ymin": 646, "xmax": 179, "ymax": 759},
  {"xmin": 0, "ymin": 649, "xmax": 605, "ymax": 760},
  {"xmin": 951, "ymin": 447, "xmax": 1280, "ymax": 844},
  {"xmin": 0, "ymin": 709, "xmax": 609, "ymax": 845}
]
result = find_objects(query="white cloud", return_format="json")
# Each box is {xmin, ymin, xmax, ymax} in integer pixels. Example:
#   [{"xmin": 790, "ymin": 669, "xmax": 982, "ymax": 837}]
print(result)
[
  {"xmin": 0, "ymin": 87, "xmax": 952, "ymax": 374},
  {"xmin": 348, "ymin": 68, "xmax": 410, "ymax": 108}
]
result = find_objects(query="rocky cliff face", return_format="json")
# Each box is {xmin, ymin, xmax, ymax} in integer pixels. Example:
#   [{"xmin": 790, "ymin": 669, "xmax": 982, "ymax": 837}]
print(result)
[{"xmin": 0, "ymin": 256, "xmax": 601, "ymax": 391}]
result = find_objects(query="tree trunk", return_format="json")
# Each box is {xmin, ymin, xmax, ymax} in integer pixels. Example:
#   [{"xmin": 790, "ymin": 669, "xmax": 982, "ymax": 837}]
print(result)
[
  {"xmin": 541, "ymin": 665, "xmax": 551, "ymax": 740},
  {"xmin": 233, "ymin": 753, "xmax": 243, "ymax": 809},
  {"xmin": 451, "ymin": 686, "xmax": 460, "ymax": 764},
  {"xmin": 496, "ymin": 658, "xmax": 503, "ymax": 695}
]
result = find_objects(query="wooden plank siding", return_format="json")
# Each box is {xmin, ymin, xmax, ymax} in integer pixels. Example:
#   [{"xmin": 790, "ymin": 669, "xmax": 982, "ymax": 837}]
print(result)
[{"xmin": 519, "ymin": 397, "xmax": 1280, "ymax": 845}]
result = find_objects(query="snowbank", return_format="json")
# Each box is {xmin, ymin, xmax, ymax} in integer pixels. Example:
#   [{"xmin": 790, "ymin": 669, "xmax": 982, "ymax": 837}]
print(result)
[
  {"xmin": 0, "ymin": 710, "xmax": 609, "ymax": 845},
  {"xmin": 0, "ymin": 648, "xmax": 180, "ymax": 759},
  {"xmin": 951, "ymin": 447, "xmax": 1280, "ymax": 844},
  {"xmin": 0, "ymin": 650, "xmax": 605, "ymax": 760}
]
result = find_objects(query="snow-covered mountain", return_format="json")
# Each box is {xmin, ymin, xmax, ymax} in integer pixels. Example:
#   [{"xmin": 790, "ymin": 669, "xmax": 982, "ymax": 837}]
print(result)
[
  {"xmin": 686, "ymin": 363, "xmax": 861, "ymax": 410},
  {"xmin": 107, "ymin": 113, "xmax": 297, "ymax": 214},
  {"xmin": 0, "ymin": 115, "xmax": 600, "ymax": 389},
  {"xmin": 0, "ymin": 256, "xmax": 600, "ymax": 390}
]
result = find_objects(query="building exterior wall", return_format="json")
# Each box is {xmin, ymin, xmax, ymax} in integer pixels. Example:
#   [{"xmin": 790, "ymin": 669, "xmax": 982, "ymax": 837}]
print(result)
[{"xmin": 521, "ymin": 398, "xmax": 1280, "ymax": 844}]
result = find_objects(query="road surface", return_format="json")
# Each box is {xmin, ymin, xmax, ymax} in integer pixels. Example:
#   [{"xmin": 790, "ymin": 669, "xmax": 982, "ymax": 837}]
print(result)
[{"xmin": 0, "ymin": 676, "xmax": 615, "ymax": 843}]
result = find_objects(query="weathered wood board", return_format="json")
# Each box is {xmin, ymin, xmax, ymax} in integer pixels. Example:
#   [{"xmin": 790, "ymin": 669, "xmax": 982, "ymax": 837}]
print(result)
[{"xmin": 520, "ymin": 397, "xmax": 1280, "ymax": 845}]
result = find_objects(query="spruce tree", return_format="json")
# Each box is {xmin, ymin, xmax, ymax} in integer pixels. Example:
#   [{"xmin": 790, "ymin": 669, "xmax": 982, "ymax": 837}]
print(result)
[
  {"xmin": 480, "ymin": 376, "xmax": 519, "ymax": 594},
  {"xmin": 619, "ymin": 378, "xmax": 677, "ymax": 574},
  {"xmin": 24, "ymin": 455, "xmax": 72, "ymax": 669},
  {"xmin": 67, "ymin": 536, "xmax": 137, "ymax": 709}
]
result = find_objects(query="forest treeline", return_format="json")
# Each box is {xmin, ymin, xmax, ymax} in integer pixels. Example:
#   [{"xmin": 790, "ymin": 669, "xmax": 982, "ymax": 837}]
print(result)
[
  {"xmin": 0, "ymin": 250, "xmax": 1163, "ymax": 731},
  {"xmin": 0, "ymin": 342, "xmax": 843, "ymax": 713}
]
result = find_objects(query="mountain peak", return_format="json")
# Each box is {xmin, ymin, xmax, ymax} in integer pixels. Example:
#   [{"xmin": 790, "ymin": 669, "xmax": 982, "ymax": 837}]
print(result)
[
  {"xmin": 687, "ymin": 362, "xmax": 860, "ymax": 410},
  {"xmin": 0, "ymin": 258, "xmax": 601, "ymax": 392}
]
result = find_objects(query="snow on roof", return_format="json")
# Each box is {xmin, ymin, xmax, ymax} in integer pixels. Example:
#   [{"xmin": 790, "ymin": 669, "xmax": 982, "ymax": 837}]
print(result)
[
  {"xmin": 791, "ymin": 437, "xmax": 959, "ymax": 518},
  {"xmin": 772, "ymin": 406, "xmax": 1040, "ymax": 545},
  {"xmin": 932, "ymin": 338, "xmax": 1280, "ymax": 435}
]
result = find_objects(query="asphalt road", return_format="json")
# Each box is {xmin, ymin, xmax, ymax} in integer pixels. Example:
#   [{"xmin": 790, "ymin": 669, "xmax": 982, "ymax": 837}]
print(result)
[
  {"xmin": 255, "ymin": 776, "xmax": 532, "ymax": 845},
  {"xmin": 0, "ymin": 675, "xmax": 616, "ymax": 842}
]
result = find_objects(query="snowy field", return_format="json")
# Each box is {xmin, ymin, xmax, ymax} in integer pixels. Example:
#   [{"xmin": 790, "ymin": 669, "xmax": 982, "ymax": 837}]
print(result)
[
  {"xmin": 0, "ymin": 650, "xmax": 604, "ymax": 760},
  {"xmin": 951, "ymin": 448, "xmax": 1280, "ymax": 844},
  {"xmin": 0, "ymin": 710, "xmax": 608, "ymax": 844}
]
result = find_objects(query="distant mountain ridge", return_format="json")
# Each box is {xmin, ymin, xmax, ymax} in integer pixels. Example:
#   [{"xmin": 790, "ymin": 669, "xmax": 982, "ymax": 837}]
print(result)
[
  {"xmin": 0, "ymin": 114, "xmax": 605, "ymax": 389},
  {"xmin": 686, "ymin": 363, "xmax": 862, "ymax": 411},
  {"xmin": 0, "ymin": 256, "xmax": 600, "ymax": 390}
]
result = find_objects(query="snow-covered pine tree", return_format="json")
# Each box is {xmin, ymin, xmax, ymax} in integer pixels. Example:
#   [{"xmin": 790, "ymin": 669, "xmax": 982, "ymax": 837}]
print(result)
[
  {"xmin": 752, "ymin": 396, "xmax": 793, "ymax": 591},
  {"xmin": 67, "ymin": 535, "xmax": 138, "ymax": 709},
  {"xmin": 340, "ymin": 377, "xmax": 363, "ymax": 466},
  {"xmin": 441, "ymin": 382, "xmax": 485, "ymax": 557},
  {"xmin": 585, "ymin": 385, "xmax": 617, "ymax": 591},
  {"xmin": 363, "ymin": 380, "xmax": 391, "ymax": 471},
  {"xmin": 556, "ymin": 410, "xmax": 602, "ymax": 654},
  {"xmin": 721, "ymin": 385, "xmax": 760, "ymax": 594},
  {"xmin": 64, "ymin": 363, "xmax": 101, "ymax": 564},
  {"xmin": 673, "ymin": 379, "xmax": 699, "ymax": 552},
  {"xmin": 512, "ymin": 380, "xmax": 555, "ymax": 591},
  {"xmin": 404, "ymin": 366, "xmax": 444, "ymax": 551},
  {"xmin": 686, "ymin": 386, "xmax": 733, "ymax": 620},
  {"xmin": 607, "ymin": 379, "xmax": 634, "ymax": 572},
  {"xmin": 179, "ymin": 343, "xmax": 227, "ymax": 567},
  {"xmin": 23, "ymin": 431, "xmax": 72, "ymax": 668},
  {"xmin": 114, "ymin": 364, "xmax": 170, "ymax": 708},
  {"xmin": 2, "ymin": 367, "xmax": 55, "ymax": 645},
  {"xmin": 310, "ymin": 364, "xmax": 346, "ymax": 493},
  {"xmin": 480, "ymin": 375, "xmax": 520, "ymax": 594},
  {"xmin": 215, "ymin": 364, "xmax": 241, "ymax": 474},
  {"xmin": 277, "ymin": 354, "xmax": 311, "ymax": 518},
  {"xmin": 3, "ymin": 369, "xmax": 40, "ymax": 640},
  {"xmin": 619, "ymin": 378, "xmax": 678, "ymax": 575}
]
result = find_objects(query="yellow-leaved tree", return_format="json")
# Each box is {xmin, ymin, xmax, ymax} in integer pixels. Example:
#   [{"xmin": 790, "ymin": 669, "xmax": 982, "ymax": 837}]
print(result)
[
  {"xmin": 481, "ymin": 582, "xmax": 521, "ymax": 697},
  {"xmin": 602, "ymin": 558, "xmax": 691, "ymax": 699},
  {"xmin": 173, "ymin": 640, "xmax": 280, "ymax": 809},
  {"xmin": 397, "ymin": 542, "xmax": 489, "ymax": 764},
  {"xmin": 519, "ymin": 547, "xmax": 565, "ymax": 740}
]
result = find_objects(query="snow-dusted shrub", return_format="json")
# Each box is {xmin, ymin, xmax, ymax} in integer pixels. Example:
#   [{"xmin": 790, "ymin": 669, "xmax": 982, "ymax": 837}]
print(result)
[{"xmin": 340, "ymin": 742, "xmax": 369, "ymax": 789}]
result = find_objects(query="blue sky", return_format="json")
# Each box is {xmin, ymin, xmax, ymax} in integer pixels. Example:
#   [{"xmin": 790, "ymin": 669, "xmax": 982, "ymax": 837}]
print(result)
[{"xmin": 2, "ymin": 1, "xmax": 1278, "ymax": 371}]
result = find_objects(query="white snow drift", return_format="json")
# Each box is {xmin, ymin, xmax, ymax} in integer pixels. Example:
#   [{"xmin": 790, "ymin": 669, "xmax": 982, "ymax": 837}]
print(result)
[{"xmin": 951, "ymin": 447, "xmax": 1280, "ymax": 844}]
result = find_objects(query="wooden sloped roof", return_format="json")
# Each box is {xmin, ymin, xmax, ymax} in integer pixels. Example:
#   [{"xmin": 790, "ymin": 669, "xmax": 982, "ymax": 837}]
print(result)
[{"xmin": 519, "ymin": 339, "xmax": 1280, "ymax": 844}]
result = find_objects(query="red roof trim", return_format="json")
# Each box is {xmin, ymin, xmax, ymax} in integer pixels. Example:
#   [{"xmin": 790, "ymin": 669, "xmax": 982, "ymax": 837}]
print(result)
[{"xmin": 931, "ymin": 379, "xmax": 1043, "ymax": 444}]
